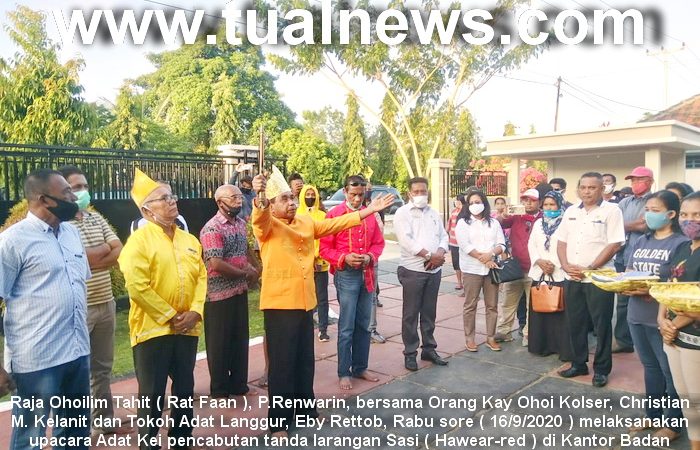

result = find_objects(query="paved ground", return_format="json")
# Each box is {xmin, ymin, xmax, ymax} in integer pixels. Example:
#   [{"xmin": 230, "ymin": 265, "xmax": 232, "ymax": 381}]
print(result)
[{"xmin": 0, "ymin": 242, "xmax": 692, "ymax": 449}]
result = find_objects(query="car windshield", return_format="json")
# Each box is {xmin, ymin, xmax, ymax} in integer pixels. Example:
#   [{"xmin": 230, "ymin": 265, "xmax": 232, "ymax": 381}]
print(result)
[{"xmin": 329, "ymin": 189, "xmax": 345, "ymax": 201}]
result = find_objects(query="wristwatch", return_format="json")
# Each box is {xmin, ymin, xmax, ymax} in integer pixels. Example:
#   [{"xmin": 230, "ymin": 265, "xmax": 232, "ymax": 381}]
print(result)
[{"xmin": 424, "ymin": 251, "xmax": 432, "ymax": 261}]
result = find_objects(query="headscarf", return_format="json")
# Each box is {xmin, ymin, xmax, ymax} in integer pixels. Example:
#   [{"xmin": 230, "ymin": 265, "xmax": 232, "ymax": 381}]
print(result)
[{"xmin": 542, "ymin": 190, "xmax": 564, "ymax": 251}]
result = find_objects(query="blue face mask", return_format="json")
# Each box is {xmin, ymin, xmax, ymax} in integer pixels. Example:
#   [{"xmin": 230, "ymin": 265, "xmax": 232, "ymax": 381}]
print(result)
[
  {"xmin": 543, "ymin": 209, "xmax": 561, "ymax": 219},
  {"xmin": 645, "ymin": 211, "xmax": 671, "ymax": 230}
]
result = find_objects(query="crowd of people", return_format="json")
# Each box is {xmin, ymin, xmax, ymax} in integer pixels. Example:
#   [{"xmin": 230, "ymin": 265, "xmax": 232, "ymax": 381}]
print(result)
[{"xmin": 0, "ymin": 163, "xmax": 698, "ymax": 450}]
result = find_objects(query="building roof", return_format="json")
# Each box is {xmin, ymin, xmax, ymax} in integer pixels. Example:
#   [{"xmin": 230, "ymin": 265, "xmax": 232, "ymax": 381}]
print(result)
[{"xmin": 641, "ymin": 93, "xmax": 700, "ymax": 127}]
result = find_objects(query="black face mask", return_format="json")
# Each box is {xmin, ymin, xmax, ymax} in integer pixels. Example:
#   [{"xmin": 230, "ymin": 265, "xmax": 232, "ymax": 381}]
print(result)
[
  {"xmin": 241, "ymin": 188, "xmax": 252, "ymax": 195},
  {"xmin": 44, "ymin": 194, "xmax": 79, "ymax": 222},
  {"xmin": 304, "ymin": 197, "xmax": 315, "ymax": 208},
  {"xmin": 224, "ymin": 205, "xmax": 241, "ymax": 218}
]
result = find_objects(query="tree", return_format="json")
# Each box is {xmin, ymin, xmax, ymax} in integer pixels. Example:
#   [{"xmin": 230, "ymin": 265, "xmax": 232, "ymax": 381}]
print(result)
[
  {"xmin": 269, "ymin": 0, "xmax": 545, "ymax": 179},
  {"xmin": 108, "ymin": 86, "xmax": 144, "ymax": 150},
  {"xmin": 302, "ymin": 107, "xmax": 344, "ymax": 146},
  {"xmin": 137, "ymin": 28, "xmax": 296, "ymax": 152},
  {"xmin": 0, "ymin": 6, "xmax": 95, "ymax": 145},
  {"xmin": 342, "ymin": 93, "xmax": 367, "ymax": 176},
  {"xmin": 271, "ymin": 128, "xmax": 343, "ymax": 192},
  {"xmin": 503, "ymin": 121, "xmax": 518, "ymax": 136}
]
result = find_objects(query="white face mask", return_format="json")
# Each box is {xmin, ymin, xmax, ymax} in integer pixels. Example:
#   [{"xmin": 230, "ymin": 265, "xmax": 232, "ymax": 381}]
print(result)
[
  {"xmin": 603, "ymin": 183, "xmax": 615, "ymax": 195},
  {"xmin": 469, "ymin": 203, "xmax": 485, "ymax": 215},
  {"xmin": 412, "ymin": 195, "xmax": 428, "ymax": 208}
]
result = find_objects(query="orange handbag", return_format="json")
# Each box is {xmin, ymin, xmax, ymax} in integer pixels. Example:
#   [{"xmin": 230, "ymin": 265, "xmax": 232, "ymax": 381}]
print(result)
[{"xmin": 531, "ymin": 275, "xmax": 564, "ymax": 313}]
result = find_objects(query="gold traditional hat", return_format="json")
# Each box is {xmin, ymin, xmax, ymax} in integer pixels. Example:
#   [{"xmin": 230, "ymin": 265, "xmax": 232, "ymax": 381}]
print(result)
[
  {"xmin": 266, "ymin": 165, "xmax": 292, "ymax": 200},
  {"xmin": 131, "ymin": 168, "xmax": 160, "ymax": 208}
]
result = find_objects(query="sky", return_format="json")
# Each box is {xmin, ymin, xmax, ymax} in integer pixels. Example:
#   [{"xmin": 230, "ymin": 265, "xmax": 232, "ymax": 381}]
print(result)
[{"xmin": 1, "ymin": 0, "xmax": 699, "ymax": 143}]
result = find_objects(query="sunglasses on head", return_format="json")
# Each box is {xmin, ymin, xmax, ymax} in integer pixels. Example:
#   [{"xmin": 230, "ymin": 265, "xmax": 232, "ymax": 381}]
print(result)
[{"xmin": 348, "ymin": 181, "xmax": 367, "ymax": 187}]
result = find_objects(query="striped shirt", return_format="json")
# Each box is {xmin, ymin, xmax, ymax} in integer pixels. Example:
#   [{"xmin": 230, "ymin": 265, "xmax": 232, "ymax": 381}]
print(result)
[
  {"xmin": 0, "ymin": 212, "xmax": 91, "ymax": 373},
  {"xmin": 70, "ymin": 210, "xmax": 120, "ymax": 305}
]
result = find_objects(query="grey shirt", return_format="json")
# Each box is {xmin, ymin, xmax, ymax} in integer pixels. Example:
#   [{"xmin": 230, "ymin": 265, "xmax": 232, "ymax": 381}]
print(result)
[{"xmin": 615, "ymin": 192, "xmax": 652, "ymax": 267}]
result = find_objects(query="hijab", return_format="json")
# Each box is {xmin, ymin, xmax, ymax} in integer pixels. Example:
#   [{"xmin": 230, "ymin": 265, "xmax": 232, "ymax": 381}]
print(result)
[{"xmin": 542, "ymin": 190, "xmax": 564, "ymax": 251}]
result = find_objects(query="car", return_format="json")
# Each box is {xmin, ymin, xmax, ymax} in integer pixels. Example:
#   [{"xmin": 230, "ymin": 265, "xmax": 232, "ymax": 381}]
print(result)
[{"xmin": 322, "ymin": 185, "xmax": 404, "ymax": 214}]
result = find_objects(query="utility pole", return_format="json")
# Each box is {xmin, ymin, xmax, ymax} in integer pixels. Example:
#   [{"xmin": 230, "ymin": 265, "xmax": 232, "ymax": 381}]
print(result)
[
  {"xmin": 647, "ymin": 44, "xmax": 685, "ymax": 108},
  {"xmin": 554, "ymin": 76, "xmax": 562, "ymax": 132}
]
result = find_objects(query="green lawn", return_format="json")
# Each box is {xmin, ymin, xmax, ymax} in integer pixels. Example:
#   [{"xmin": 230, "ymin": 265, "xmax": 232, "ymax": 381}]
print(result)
[{"xmin": 1, "ymin": 289, "xmax": 264, "ymax": 382}]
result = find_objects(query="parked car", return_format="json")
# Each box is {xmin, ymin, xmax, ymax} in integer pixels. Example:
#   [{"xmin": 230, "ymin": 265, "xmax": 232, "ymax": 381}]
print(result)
[{"xmin": 322, "ymin": 185, "xmax": 404, "ymax": 214}]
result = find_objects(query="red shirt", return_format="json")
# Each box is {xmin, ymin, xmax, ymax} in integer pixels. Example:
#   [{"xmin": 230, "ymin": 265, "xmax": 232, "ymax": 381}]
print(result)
[
  {"xmin": 446, "ymin": 207, "xmax": 461, "ymax": 246},
  {"xmin": 500, "ymin": 212, "xmax": 542, "ymax": 272},
  {"xmin": 320, "ymin": 203, "xmax": 385, "ymax": 292}
]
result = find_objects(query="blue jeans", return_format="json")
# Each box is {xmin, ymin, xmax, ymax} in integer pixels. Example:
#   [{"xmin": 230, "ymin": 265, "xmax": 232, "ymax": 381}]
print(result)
[
  {"xmin": 628, "ymin": 322, "xmax": 684, "ymax": 431},
  {"xmin": 334, "ymin": 268, "xmax": 373, "ymax": 378},
  {"xmin": 11, "ymin": 355, "xmax": 90, "ymax": 450}
]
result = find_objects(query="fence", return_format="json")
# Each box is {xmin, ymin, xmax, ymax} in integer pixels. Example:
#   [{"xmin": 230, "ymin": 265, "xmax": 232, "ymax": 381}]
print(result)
[
  {"xmin": 450, "ymin": 169, "xmax": 508, "ymax": 197},
  {"xmin": 0, "ymin": 143, "xmax": 287, "ymax": 201}
]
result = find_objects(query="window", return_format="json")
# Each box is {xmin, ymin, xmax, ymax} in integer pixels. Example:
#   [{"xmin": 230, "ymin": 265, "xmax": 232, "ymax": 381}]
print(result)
[{"xmin": 687, "ymin": 152, "xmax": 700, "ymax": 169}]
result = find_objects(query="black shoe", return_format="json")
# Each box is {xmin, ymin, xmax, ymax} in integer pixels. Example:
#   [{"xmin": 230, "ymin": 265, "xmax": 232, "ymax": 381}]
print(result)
[
  {"xmin": 592, "ymin": 373, "xmax": 608, "ymax": 387},
  {"xmin": 420, "ymin": 351, "xmax": 448, "ymax": 366},
  {"xmin": 558, "ymin": 366, "xmax": 589, "ymax": 378},
  {"xmin": 376, "ymin": 300, "xmax": 383, "ymax": 307},
  {"xmin": 318, "ymin": 331, "xmax": 330, "ymax": 342},
  {"xmin": 611, "ymin": 345, "xmax": 634, "ymax": 354},
  {"xmin": 404, "ymin": 356, "xmax": 418, "ymax": 371}
]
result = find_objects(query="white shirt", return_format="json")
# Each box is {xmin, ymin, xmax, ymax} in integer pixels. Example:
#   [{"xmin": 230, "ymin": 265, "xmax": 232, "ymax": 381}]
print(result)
[
  {"xmin": 528, "ymin": 218, "xmax": 566, "ymax": 282},
  {"xmin": 553, "ymin": 200, "xmax": 626, "ymax": 282},
  {"xmin": 393, "ymin": 202, "xmax": 449, "ymax": 273},
  {"xmin": 454, "ymin": 216, "xmax": 506, "ymax": 276}
]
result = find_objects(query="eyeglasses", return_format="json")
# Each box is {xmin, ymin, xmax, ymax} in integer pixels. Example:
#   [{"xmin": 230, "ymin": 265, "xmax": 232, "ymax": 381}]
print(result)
[
  {"xmin": 221, "ymin": 195, "xmax": 243, "ymax": 200},
  {"xmin": 145, "ymin": 194, "xmax": 178, "ymax": 204},
  {"xmin": 348, "ymin": 181, "xmax": 367, "ymax": 187}
]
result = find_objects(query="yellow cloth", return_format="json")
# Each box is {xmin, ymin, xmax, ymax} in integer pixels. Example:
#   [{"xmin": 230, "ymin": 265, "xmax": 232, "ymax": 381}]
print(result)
[
  {"xmin": 118, "ymin": 222, "xmax": 207, "ymax": 346},
  {"xmin": 131, "ymin": 168, "xmax": 160, "ymax": 208},
  {"xmin": 252, "ymin": 202, "xmax": 360, "ymax": 311},
  {"xmin": 296, "ymin": 184, "xmax": 329, "ymax": 272}
]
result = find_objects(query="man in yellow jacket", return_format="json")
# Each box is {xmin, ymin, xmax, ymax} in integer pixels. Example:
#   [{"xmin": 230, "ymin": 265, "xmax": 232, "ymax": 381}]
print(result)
[
  {"xmin": 119, "ymin": 169, "xmax": 207, "ymax": 450},
  {"xmin": 296, "ymin": 184, "xmax": 332, "ymax": 341},
  {"xmin": 252, "ymin": 172, "xmax": 393, "ymax": 438}
]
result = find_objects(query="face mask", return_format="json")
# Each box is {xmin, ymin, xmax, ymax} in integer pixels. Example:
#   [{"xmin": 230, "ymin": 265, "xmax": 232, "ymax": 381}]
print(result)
[
  {"xmin": 644, "ymin": 211, "xmax": 671, "ymax": 230},
  {"xmin": 241, "ymin": 187, "xmax": 252, "ymax": 195},
  {"xmin": 144, "ymin": 206, "xmax": 174, "ymax": 227},
  {"xmin": 543, "ymin": 209, "xmax": 562, "ymax": 219},
  {"xmin": 632, "ymin": 182, "xmax": 649, "ymax": 196},
  {"xmin": 680, "ymin": 220, "xmax": 700, "ymax": 240},
  {"xmin": 74, "ymin": 190, "xmax": 91, "ymax": 210},
  {"xmin": 469, "ymin": 203, "xmax": 485, "ymax": 216},
  {"xmin": 44, "ymin": 194, "xmax": 79, "ymax": 222},
  {"xmin": 225, "ymin": 205, "xmax": 241, "ymax": 218},
  {"xmin": 304, "ymin": 197, "xmax": 315, "ymax": 208},
  {"xmin": 412, "ymin": 195, "xmax": 428, "ymax": 209},
  {"xmin": 603, "ymin": 184, "xmax": 615, "ymax": 195}
]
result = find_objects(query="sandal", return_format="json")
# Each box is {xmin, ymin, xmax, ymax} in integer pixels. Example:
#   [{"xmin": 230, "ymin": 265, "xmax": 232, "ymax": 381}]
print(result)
[
  {"xmin": 465, "ymin": 342, "xmax": 478, "ymax": 352},
  {"xmin": 485, "ymin": 340, "xmax": 502, "ymax": 352}
]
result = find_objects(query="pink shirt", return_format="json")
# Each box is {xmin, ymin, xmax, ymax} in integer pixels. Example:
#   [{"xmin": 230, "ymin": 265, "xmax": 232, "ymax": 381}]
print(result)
[{"xmin": 320, "ymin": 204, "xmax": 385, "ymax": 292}]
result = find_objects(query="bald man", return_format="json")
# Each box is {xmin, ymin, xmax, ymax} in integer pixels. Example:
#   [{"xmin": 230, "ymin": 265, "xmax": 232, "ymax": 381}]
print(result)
[{"xmin": 200, "ymin": 185, "xmax": 260, "ymax": 397}]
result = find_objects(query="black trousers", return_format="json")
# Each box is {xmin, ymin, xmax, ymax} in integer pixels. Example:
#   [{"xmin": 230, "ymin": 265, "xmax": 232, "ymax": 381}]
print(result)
[
  {"xmin": 397, "ymin": 266, "xmax": 441, "ymax": 357},
  {"xmin": 132, "ymin": 334, "xmax": 197, "ymax": 450},
  {"xmin": 264, "ymin": 309, "xmax": 318, "ymax": 432},
  {"xmin": 204, "ymin": 293, "xmax": 249, "ymax": 396},
  {"xmin": 564, "ymin": 281, "xmax": 614, "ymax": 375},
  {"xmin": 315, "ymin": 271, "xmax": 330, "ymax": 333}
]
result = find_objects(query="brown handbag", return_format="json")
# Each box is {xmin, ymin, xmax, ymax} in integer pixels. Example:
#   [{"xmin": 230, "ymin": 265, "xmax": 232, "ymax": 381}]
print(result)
[{"xmin": 531, "ymin": 275, "xmax": 564, "ymax": 313}]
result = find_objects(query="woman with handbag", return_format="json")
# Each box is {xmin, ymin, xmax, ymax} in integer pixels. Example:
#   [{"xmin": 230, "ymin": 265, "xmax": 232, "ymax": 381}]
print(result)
[
  {"xmin": 623, "ymin": 190, "xmax": 688, "ymax": 443},
  {"xmin": 527, "ymin": 191, "xmax": 575, "ymax": 360},
  {"xmin": 455, "ymin": 191, "xmax": 506, "ymax": 352}
]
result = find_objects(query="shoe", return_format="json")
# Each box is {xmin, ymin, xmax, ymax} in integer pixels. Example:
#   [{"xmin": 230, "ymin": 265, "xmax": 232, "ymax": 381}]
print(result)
[
  {"xmin": 485, "ymin": 340, "xmax": 501, "ymax": 352},
  {"xmin": 370, "ymin": 331, "xmax": 386, "ymax": 344},
  {"xmin": 420, "ymin": 351, "xmax": 448, "ymax": 366},
  {"xmin": 592, "ymin": 373, "xmax": 608, "ymax": 387},
  {"xmin": 521, "ymin": 336, "xmax": 528, "ymax": 347},
  {"xmin": 611, "ymin": 345, "xmax": 634, "ymax": 354},
  {"xmin": 558, "ymin": 366, "xmax": 589, "ymax": 378},
  {"xmin": 465, "ymin": 342, "xmax": 478, "ymax": 352},
  {"xmin": 455, "ymin": 285, "xmax": 464, "ymax": 290},
  {"xmin": 494, "ymin": 332, "xmax": 514, "ymax": 343},
  {"xmin": 318, "ymin": 331, "xmax": 330, "ymax": 342},
  {"xmin": 404, "ymin": 356, "xmax": 418, "ymax": 371},
  {"xmin": 376, "ymin": 300, "xmax": 383, "ymax": 307}
]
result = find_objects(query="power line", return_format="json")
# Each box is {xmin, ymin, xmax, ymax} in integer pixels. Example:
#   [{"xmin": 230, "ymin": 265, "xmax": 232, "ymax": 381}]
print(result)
[
  {"xmin": 561, "ymin": 82, "xmax": 616, "ymax": 114},
  {"xmin": 561, "ymin": 79, "xmax": 657, "ymax": 111},
  {"xmin": 494, "ymin": 74, "xmax": 555, "ymax": 87},
  {"xmin": 561, "ymin": 87, "xmax": 616, "ymax": 115},
  {"xmin": 142, "ymin": 0, "xmax": 271, "ymax": 32}
]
